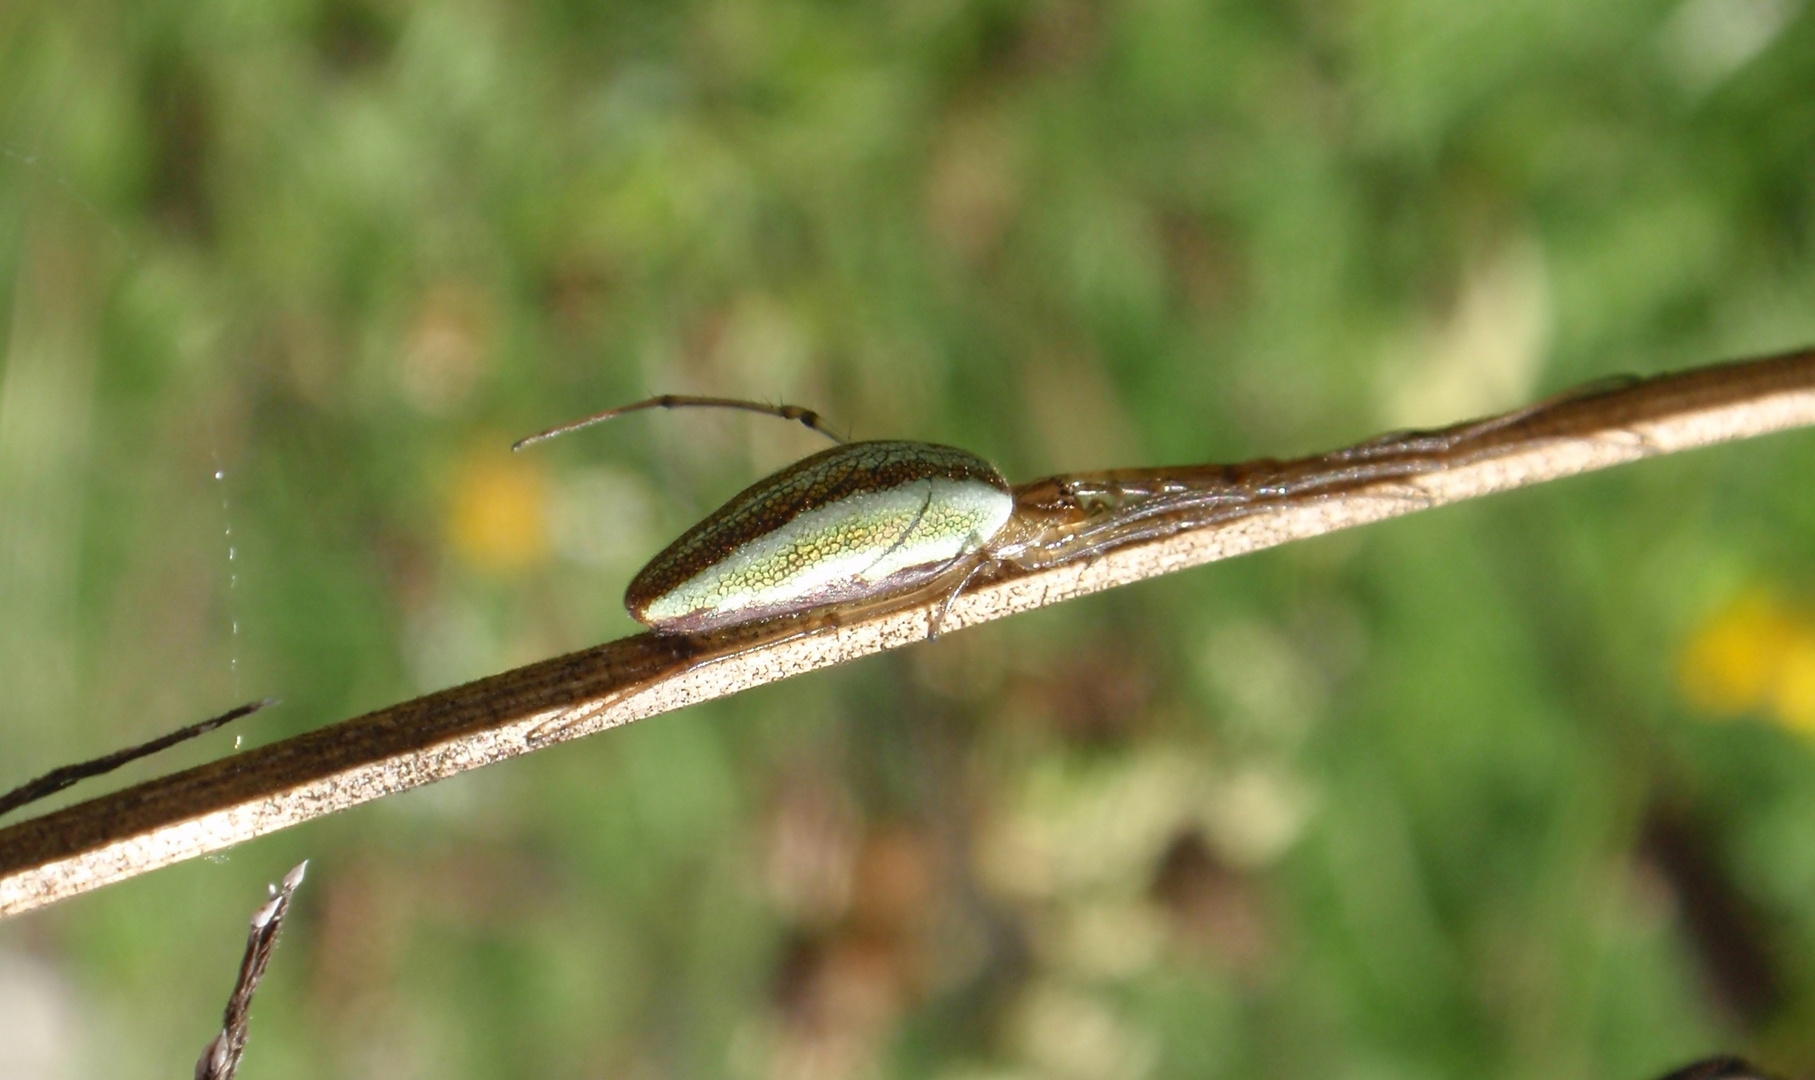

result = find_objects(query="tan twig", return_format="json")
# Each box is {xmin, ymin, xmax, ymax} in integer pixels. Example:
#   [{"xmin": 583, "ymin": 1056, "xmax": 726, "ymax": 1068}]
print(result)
[
  {"xmin": 194, "ymin": 860, "xmax": 307, "ymax": 1080},
  {"xmin": 2, "ymin": 349, "xmax": 1813, "ymax": 919}
]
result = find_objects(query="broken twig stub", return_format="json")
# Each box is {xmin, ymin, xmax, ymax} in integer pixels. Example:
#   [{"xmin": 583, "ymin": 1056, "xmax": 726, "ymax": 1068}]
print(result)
[{"xmin": 194, "ymin": 860, "xmax": 307, "ymax": 1080}]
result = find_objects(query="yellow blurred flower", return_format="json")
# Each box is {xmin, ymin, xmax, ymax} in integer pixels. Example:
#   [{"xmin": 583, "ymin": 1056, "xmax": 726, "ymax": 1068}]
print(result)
[
  {"xmin": 448, "ymin": 448, "xmax": 549, "ymax": 574},
  {"xmin": 1775, "ymin": 634, "xmax": 1815, "ymax": 734},
  {"xmin": 1680, "ymin": 590, "xmax": 1815, "ymax": 735}
]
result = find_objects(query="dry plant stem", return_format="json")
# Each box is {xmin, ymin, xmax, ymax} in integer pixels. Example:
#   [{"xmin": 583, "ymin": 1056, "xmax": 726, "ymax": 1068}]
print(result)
[
  {"xmin": 2, "ymin": 349, "xmax": 1813, "ymax": 919},
  {"xmin": 0, "ymin": 699, "xmax": 275, "ymax": 820},
  {"xmin": 194, "ymin": 860, "xmax": 307, "ymax": 1080}
]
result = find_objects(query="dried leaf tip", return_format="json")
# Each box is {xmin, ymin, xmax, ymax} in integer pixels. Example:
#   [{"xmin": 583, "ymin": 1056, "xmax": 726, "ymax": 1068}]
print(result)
[
  {"xmin": 194, "ymin": 858, "xmax": 309, "ymax": 1080},
  {"xmin": 0, "ymin": 697, "xmax": 279, "ymax": 820}
]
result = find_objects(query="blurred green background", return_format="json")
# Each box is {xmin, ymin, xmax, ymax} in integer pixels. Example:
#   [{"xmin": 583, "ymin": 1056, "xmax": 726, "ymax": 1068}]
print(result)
[{"xmin": 3, "ymin": 0, "xmax": 1815, "ymax": 1077}]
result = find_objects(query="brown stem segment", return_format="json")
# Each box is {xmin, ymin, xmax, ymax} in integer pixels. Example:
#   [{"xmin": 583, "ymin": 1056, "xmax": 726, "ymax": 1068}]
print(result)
[{"xmin": 3, "ymin": 349, "xmax": 1813, "ymax": 919}]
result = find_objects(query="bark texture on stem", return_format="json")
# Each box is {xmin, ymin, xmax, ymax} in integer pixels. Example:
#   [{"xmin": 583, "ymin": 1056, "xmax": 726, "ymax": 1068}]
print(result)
[{"xmin": 2, "ymin": 349, "xmax": 1812, "ymax": 919}]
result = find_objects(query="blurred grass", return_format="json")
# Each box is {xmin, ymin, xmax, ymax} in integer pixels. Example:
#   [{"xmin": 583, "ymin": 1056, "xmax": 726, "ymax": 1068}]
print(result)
[{"xmin": 2, "ymin": 0, "xmax": 1815, "ymax": 1077}]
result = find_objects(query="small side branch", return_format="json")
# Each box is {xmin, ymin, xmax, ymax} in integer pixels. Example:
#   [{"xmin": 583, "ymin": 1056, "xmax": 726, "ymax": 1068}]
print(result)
[
  {"xmin": 0, "ymin": 699, "xmax": 275, "ymax": 819},
  {"xmin": 2, "ymin": 349, "xmax": 1813, "ymax": 919},
  {"xmin": 195, "ymin": 860, "xmax": 307, "ymax": 1080}
]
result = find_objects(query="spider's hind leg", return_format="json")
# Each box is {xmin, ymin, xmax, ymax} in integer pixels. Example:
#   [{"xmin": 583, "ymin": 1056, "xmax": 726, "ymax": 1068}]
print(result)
[{"xmin": 929, "ymin": 557, "xmax": 996, "ymax": 641}]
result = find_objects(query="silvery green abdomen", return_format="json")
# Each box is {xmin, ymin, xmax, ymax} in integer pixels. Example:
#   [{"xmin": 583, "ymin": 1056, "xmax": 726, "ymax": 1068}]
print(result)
[{"xmin": 627, "ymin": 441, "xmax": 1014, "ymax": 633}]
